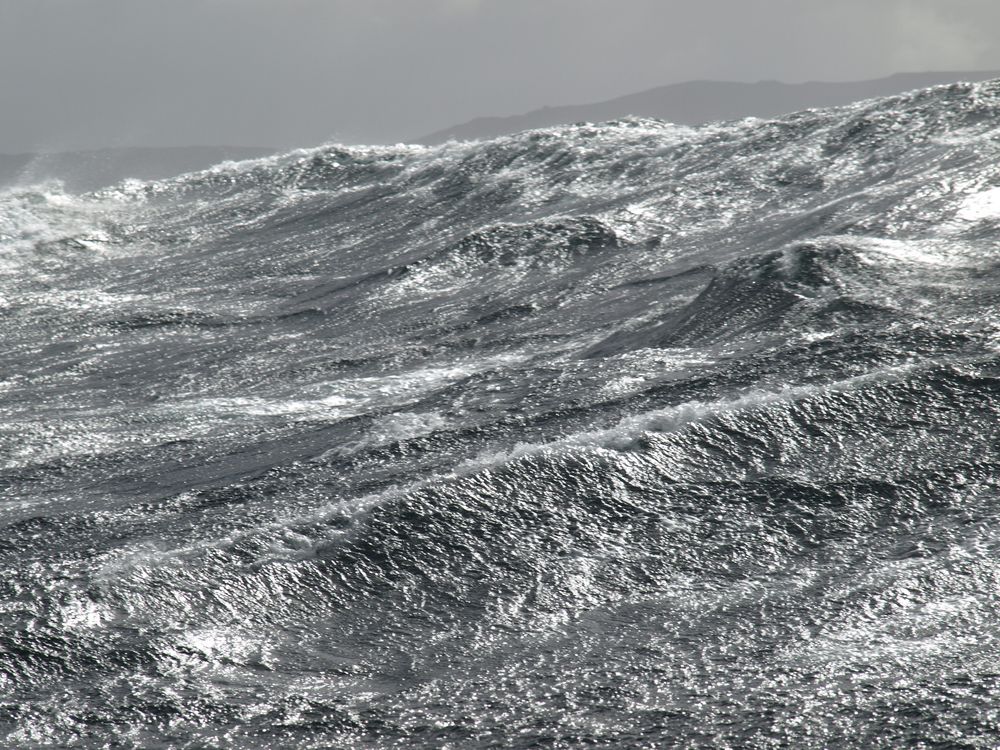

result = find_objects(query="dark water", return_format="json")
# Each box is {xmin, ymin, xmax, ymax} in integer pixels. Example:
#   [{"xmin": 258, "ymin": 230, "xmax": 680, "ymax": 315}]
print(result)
[{"xmin": 3, "ymin": 80, "xmax": 1000, "ymax": 748}]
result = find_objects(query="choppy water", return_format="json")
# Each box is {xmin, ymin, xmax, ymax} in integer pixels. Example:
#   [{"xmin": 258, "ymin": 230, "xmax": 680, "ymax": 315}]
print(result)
[{"xmin": 3, "ymin": 80, "xmax": 1000, "ymax": 748}]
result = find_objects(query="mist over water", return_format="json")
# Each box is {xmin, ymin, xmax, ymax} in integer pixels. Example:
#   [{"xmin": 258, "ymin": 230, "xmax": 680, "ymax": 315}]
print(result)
[{"xmin": 3, "ymin": 80, "xmax": 1000, "ymax": 748}]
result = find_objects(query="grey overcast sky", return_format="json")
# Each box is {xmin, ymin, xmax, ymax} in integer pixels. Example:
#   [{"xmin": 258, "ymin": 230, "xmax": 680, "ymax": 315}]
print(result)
[{"xmin": 1, "ymin": 0, "xmax": 999, "ymax": 153}]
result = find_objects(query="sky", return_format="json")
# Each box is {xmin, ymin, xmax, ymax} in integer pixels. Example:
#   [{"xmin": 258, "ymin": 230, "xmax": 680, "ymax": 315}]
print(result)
[{"xmin": 1, "ymin": 0, "xmax": 999, "ymax": 153}]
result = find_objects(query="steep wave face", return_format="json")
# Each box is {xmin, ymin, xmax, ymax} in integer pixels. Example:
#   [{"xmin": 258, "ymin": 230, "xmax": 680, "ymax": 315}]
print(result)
[{"xmin": 3, "ymin": 80, "xmax": 1000, "ymax": 748}]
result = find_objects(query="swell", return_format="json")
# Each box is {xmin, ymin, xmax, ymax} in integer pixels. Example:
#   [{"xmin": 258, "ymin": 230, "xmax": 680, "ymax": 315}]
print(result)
[{"xmin": 5, "ymin": 356, "xmax": 997, "ymax": 686}]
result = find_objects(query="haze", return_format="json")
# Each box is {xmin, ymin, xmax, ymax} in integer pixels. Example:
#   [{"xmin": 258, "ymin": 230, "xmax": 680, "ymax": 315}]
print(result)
[{"xmin": 2, "ymin": 0, "xmax": 1000, "ymax": 152}]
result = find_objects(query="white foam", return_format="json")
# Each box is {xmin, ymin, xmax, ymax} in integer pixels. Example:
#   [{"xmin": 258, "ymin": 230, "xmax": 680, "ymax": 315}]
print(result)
[
  {"xmin": 459, "ymin": 361, "xmax": 925, "ymax": 475},
  {"xmin": 957, "ymin": 186, "xmax": 1000, "ymax": 221},
  {"xmin": 175, "ymin": 355, "xmax": 524, "ymax": 422},
  {"xmin": 59, "ymin": 596, "xmax": 113, "ymax": 630},
  {"xmin": 597, "ymin": 349, "xmax": 712, "ymax": 398},
  {"xmin": 851, "ymin": 236, "xmax": 970, "ymax": 268},
  {"xmin": 367, "ymin": 410, "xmax": 449, "ymax": 443}
]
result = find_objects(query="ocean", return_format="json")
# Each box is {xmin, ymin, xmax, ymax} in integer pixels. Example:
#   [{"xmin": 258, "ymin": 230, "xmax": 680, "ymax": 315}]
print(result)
[{"xmin": 2, "ymin": 79, "xmax": 1000, "ymax": 748}]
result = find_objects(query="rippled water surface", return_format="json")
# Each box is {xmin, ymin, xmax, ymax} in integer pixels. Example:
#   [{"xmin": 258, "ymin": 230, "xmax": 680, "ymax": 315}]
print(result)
[{"xmin": 3, "ymin": 80, "xmax": 1000, "ymax": 748}]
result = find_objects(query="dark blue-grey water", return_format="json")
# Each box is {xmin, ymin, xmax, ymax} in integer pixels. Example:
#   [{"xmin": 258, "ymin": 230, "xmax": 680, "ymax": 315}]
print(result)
[{"xmin": 3, "ymin": 80, "xmax": 1000, "ymax": 748}]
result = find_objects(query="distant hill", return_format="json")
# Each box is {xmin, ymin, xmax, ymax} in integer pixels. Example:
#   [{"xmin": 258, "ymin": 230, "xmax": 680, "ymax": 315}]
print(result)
[
  {"xmin": 417, "ymin": 71, "xmax": 1000, "ymax": 144},
  {"xmin": 0, "ymin": 145, "xmax": 276, "ymax": 192}
]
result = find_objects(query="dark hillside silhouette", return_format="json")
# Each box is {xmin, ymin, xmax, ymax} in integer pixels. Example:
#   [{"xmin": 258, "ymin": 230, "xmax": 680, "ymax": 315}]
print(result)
[{"xmin": 418, "ymin": 71, "xmax": 1000, "ymax": 144}]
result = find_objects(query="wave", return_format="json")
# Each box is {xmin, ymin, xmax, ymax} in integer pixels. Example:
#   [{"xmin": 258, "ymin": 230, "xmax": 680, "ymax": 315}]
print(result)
[{"xmin": 2, "ymin": 78, "xmax": 1000, "ymax": 748}]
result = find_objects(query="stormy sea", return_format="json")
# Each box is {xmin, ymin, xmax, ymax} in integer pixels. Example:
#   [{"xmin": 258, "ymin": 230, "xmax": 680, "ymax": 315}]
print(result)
[{"xmin": 3, "ymin": 80, "xmax": 1000, "ymax": 749}]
